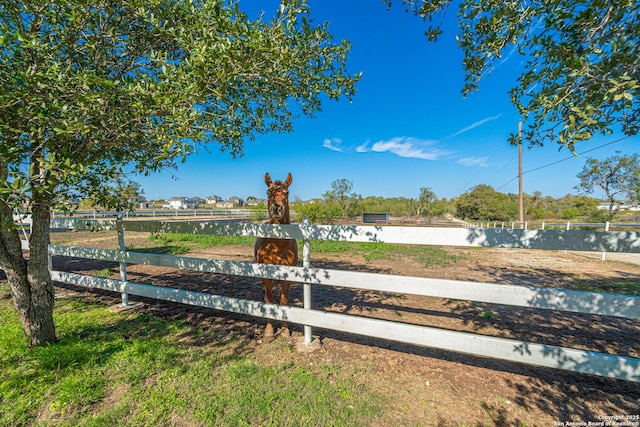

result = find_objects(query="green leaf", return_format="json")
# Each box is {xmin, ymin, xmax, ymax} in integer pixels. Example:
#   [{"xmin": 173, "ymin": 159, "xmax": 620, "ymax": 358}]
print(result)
[{"xmin": 1, "ymin": 0, "xmax": 358, "ymax": 214}]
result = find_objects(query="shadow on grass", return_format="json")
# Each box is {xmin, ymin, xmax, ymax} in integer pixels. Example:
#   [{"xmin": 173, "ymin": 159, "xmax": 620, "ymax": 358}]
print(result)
[{"xmin": 46, "ymin": 249, "xmax": 640, "ymax": 426}]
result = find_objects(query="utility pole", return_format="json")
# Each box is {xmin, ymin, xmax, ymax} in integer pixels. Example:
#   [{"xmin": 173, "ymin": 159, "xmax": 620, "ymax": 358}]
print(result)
[{"xmin": 518, "ymin": 121, "xmax": 524, "ymax": 226}]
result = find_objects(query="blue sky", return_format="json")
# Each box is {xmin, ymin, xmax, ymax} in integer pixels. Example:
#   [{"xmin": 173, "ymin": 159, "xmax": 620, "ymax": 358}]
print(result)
[{"xmin": 137, "ymin": 0, "xmax": 638, "ymax": 202}]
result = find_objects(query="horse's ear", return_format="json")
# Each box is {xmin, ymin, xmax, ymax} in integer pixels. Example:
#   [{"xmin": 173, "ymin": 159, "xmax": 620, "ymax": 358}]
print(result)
[
  {"xmin": 285, "ymin": 173, "xmax": 292, "ymax": 187},
  {"xmin": 264, "ymin": 173, "xmax": 272, "ymax": 186}
]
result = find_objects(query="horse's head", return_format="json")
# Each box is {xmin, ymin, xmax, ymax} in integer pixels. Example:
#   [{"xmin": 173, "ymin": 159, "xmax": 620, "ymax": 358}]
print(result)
[{"xmin": 264, "ymin": 172, "xmax": 292, "ymax": 223}]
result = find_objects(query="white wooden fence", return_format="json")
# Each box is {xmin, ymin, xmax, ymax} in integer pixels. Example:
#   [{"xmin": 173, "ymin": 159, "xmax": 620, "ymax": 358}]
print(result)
[
  {"xmin": 50, "ymin": 208, "xmax": 261, "ymax": 220},
  {"xmin": 474, "ymin": 220, "xmax": 640, "ymax": 230},
  {"xmin": 21, "ymin": 218, "xmax": 640, "ymax": 382}
]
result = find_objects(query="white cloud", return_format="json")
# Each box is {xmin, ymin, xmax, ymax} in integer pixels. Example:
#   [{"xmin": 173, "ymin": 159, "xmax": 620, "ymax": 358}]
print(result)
[
  {"xmin": 368, "ymin": 137, "xmax": 445, "ymax": 160},
  {"xmin": 457, "ymin": 156, "xmax": 489, "ymax": 167},
  {"xmin": 356, "ymin": 141, "xmax": 370, "ymax": 153},
  {"xmin": 446, "ymin": 114, "xmax": 502, "ymax": 139},
  {"xmin": 322, "ymin": 138, "xmax": 343, "ymax": 152},
  {"xmin": 324, "ymin": 136, "xmax": 450, "ymax": 161}
]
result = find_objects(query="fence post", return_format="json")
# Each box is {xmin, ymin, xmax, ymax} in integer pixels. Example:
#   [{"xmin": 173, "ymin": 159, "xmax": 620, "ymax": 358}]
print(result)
[
  {"xmin": 602, "ymin": 221, "xmax": 610, "ymax": 261},
  {"xmin": 302, "ymin": 217, "xmax": 313, "ymax": 345},
  {"xmin": 117, "ymin": 216, "xmax": 129, "ymax": 307}
]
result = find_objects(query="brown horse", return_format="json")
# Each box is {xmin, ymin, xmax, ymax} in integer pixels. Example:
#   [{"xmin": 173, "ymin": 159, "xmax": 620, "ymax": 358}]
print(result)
[{"xmin": 254, "ymin": 172, "xmax": 299, "ymax": 338}]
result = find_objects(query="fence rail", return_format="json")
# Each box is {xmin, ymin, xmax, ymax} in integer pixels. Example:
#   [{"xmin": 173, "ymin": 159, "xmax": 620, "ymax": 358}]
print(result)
[
  {"xmin": 46, "ymin": 269, "xmax": 640, "ymax": 382},
  {"xmin": 16, "ymin": 218, "xmax": 640, "ymax": 382},
  {"xmin": 49, "ymin": 208, "xmax": 261, "ymax": 220},
  {"xmin": 473, "ymin": 220, "xmax": 640, "ymax": 231}
]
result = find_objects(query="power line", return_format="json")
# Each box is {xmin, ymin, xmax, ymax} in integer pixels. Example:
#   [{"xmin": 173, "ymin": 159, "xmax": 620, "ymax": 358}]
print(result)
[
  {"xmin": 495, "ymin": 136, "xmax": 630, "ymax": 191},
  {"xmin": 461, "ymin": 138, "xmax": 508, "ymax": 192},
  {"xmin": 487, "ymin": 152, "xmax": 518, "ymax": 185}
]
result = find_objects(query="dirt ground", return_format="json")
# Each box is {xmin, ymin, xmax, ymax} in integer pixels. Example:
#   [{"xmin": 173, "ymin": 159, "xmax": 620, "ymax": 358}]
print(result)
[{"xmin": 48, "ymin": 230, "xmax": 640, "ymax": 426}]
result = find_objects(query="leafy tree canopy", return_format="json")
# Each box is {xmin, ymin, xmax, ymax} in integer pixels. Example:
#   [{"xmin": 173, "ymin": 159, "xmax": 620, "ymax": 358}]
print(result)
[
  {"xmin": 1, "ymin": 0, "xmax": 359, "ymax": 210},
  {"xmin": 455, "ymin": 184, "xmax": 518, "ymax": 221},
  {"xmin": 0, "ymin": 0, "xmax": 359, "ymax": 346},
  {"xmin": 416, "ymin": 186, "xmax": 437, "ymax": 217},
  {"xmin": 323, "ymin": 178, "xmax": 361, "ymax": 216},
  {"xmin": 575, "ymin": 152, "xmax": 640, "ymax": 219},
  {"xmin": 392, "ymin": 0, "xmax": 639, "ymax": 151}
]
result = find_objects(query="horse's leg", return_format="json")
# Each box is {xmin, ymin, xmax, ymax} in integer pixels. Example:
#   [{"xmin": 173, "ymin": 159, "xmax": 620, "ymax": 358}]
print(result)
[
  {"xmin": 279, "ymin": 280, "xmax": 291, "ymax": 337},
  {"xmin": 262, "ymin": 278, "xmax": 275, "ymax": 338}
]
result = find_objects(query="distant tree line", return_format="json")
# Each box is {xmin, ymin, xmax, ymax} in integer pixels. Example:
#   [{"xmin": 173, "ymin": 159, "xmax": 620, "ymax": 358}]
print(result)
[
  {"xmin": 294, "ymin": 153, "xmax": 640, "ymax": 224},
  {"xmin": 76, "ymin": 153, "xmax": 640, "ymax": 225},
  {"xmin": 454, "ymin": 186, "xmax": 607, "ymax": 223},
  {"xmin": 292, "ymin": 180, "xmax": 611, "ymax": 224}
]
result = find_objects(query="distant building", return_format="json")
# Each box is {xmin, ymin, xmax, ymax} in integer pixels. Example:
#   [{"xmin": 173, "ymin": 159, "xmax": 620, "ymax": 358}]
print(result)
[
  {"xmin": 168, "ymin": 197, "xmax": 204, "ymax": 209},
  {"xmin": 244, "ymin": 198, "xmax": 266, "ymax": 207},
  {"xmin": 218, "ymin": 196, "xmax": 244, "ymax": 208},
  {"xmin": 136, "ymin": 196, "xmax": 152, "ymax": 209},
  {"xmin": 597, "ymin": 202, "xmax": 640, "ymax": 211},
  {"xmin": 206, "ymin": 195, "xmax": 223, "ymax": 205}
]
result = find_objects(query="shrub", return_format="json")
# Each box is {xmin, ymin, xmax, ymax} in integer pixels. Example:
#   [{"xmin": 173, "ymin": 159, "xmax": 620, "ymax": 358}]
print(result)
[{"xmin": 560, "ymin": 207, "xmax": 581, "ymax": 219}]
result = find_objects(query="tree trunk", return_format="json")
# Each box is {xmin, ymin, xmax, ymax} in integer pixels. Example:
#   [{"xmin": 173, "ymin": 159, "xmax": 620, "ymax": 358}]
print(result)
[
  {"xmin": 0, "ymin": 176, "xmax": 57, "ymax": 347},
  {"xmin": 25, "ymin": 197, "xmax": 57, "ymax": 346}
]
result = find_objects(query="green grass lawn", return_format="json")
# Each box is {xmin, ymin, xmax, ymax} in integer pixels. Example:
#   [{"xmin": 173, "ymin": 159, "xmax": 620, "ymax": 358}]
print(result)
[
  {"xmin": 570, "ymin": 280, "xmax": 640, "ymax": 295},
  {"xmin": 148, "ymin": 233, "xmax": 459, "ymax": 267},
  {"xmin": 0, "ymin": 282, "xmax": 381, "ymax": 427}
]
